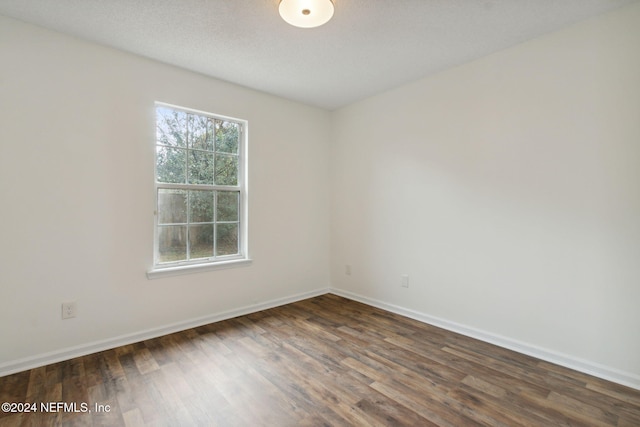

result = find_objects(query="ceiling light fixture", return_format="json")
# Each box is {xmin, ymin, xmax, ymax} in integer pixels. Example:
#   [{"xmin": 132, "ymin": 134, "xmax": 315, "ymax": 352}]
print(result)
[{"xmin": 279, "ymin": 0, "xmax": 334, "ymax": 28}]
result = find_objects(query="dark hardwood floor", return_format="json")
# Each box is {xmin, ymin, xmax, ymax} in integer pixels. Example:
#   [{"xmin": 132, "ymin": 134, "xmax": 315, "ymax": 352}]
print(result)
[{"xmin": 1, "ymin": 294, "xmax": 639, "ymax": 426}]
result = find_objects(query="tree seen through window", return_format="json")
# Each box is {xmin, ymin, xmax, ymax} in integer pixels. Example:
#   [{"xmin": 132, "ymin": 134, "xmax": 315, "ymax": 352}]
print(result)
[{"xmin": 154, "ymin": 105, "xmax": 244, "ymax": 265}]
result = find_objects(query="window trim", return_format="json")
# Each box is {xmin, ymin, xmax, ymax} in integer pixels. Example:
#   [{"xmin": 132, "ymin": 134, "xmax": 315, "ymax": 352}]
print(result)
[
  {"xmin": 146, "ymin": 258, "xmax": 252, "ymax": 279},
  {"xmin": 147, "ymin": 102, "xmax": 250, "ymax": 279}
]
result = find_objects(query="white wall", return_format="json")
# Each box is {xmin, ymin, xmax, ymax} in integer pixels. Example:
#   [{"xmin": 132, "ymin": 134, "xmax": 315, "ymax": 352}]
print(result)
[
  {"xmin": 0, "ymin": 15, "xmax": 330, "ymax": 370},
  {"xmin": 330, "ymin": 3, "xmax": 640, "ymax": 386}
]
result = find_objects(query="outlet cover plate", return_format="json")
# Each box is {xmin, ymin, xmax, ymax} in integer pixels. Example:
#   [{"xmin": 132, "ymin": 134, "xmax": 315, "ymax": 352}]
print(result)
[
  {"xmin": 401, "ymin": 275, "xmax": 409, "ymax": 288},
  {"xmin": 62, "ymin": 301, "xmax": 77, "ymax": 319}
]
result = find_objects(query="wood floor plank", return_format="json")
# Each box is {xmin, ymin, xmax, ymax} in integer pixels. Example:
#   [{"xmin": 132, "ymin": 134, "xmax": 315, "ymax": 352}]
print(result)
[
  {"xmin": 121, "ymin": 408, "xmax": 144, "ymax": 427},
  {"xmin": 547, "ymin": 390, "xmax": 618, "ymax": 424},
  {"xmin": 1, "ymin": 294, "xmax": 639, "ymax": 426},
  {"xmin": 451, "ymin": 382, "xmax": 547, "ymax": 427}
]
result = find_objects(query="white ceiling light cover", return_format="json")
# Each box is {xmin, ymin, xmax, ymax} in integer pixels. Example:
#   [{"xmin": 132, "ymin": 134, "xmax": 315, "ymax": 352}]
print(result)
[{"xmin": 279, "ymin": 0, "xmax": 334, "ymax": 28}]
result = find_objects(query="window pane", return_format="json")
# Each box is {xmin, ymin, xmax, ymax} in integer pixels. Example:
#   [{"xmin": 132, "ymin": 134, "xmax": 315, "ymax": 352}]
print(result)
[
  {"xmin": 154, "ymin": 104, "xmax": 246, "ymax": 268},
  {"xmin": 156, "ymin": 146, "xmax": 186, "ymax": 184},
  {"xmin": 217, "ymin": 191, "xmax": 239, "ymax": 222},
  {"xmin": 188, "ymin": 150, "xmax": 214, "ymax": 184},
  {"xmin": 215, "ymin": 154, "xmax": 238, "ymax": 185},
  {"xmin": 158, "ymin": 225, "xmax": 187, "ymax": 263},
  {"xmin": 189, "ymin": 190, "xmax": 214, "ymax": 223},
  {"xmin": 216, "ymin": 224, "xmax": 238, "ymax": 256},
  {"xmin": 189, "ymin": 114, "xmax": 214, "ymax": 151},
  {"xmin": 156, "ymin": 107, "xmax": 187, "ymax": 147},
  {"xmin": 189, "ymin": 224, "xmax": 214, "ymax": 259},
  {"xmin": 215, "ymin": 120, "xmax": 239, "ymax": 154},
  {"xmin": 158, "ymin": 189, "xmax": 187, "ymax": 224}
]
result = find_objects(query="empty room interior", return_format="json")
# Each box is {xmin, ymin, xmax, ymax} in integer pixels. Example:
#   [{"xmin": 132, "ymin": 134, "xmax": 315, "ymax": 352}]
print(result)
[{"xmin": 1, "ymin": 0, "xmax": 640, "ymax": 425}]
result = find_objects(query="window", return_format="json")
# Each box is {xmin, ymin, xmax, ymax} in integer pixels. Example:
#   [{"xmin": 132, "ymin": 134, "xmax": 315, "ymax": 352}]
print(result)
[{"xmin": 148, "ymin": 103, "xmax": 249, "ymax": 278}]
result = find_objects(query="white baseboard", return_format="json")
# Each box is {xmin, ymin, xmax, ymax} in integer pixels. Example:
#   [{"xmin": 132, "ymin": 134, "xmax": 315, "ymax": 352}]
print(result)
[
  {"xmin": 0, "ymin": 287, "xmax": 329, "ymax": 378},
  {"xmin": 3, "ymin": 286, "xmax": 639, "ymax": 391},
  {"xmin": 330, "ymin": 288, "xmax": 640, "ymax": 391}
]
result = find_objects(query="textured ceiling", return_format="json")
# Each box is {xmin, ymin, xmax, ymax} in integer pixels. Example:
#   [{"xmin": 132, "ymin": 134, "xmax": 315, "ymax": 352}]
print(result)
[{"xmin": 1, "ymin": 0, "xmax": 637, "ymax": 110}]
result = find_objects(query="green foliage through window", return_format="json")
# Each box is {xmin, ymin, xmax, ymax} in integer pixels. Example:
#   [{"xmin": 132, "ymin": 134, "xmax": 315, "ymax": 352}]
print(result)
[
  {"xmin": 156, "ymin": 107, "xmax": 239, "ymax": 185},
  {"xmin": 154, "ymin": 105, "xmax": 244, "ymax": 265}
]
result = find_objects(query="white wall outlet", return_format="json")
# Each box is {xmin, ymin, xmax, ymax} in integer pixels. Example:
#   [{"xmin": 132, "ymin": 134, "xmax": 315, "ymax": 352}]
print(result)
[
  {"xmin": 62, "ymin": 301, "xmax": 77, "ymax": 319},
  {"xmin": 345, "ymin": 264, "xmax": 352, "ymax": 276},
  {"xmin": 401, "ymin": 274, "xmax": 409, "ymax": 288}
]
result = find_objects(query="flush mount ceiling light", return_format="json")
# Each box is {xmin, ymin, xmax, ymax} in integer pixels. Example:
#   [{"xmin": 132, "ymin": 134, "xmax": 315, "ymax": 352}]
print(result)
[{"xmin": 279, "ymin": 0, "xmax": 335, "ymax": 28}]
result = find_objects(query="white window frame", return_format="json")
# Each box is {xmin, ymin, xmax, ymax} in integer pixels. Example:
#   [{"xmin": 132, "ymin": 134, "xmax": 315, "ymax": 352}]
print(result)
[{"xmin": 147, "ymin": 102, "xmax": 250, "ymax": 279}]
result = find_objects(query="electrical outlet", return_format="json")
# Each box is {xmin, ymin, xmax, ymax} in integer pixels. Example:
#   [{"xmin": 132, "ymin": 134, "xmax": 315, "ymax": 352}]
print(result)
[
  {"xmin": 401, "ymin": 275, "xmax": 409, "ymax": 288},
  {"xmin": 345, "ymin": 264, "xmax": 352, "ymax": 276},
  {"xmin": 62, "ymin": 301, "xmax": 77, "ymax": 319}
]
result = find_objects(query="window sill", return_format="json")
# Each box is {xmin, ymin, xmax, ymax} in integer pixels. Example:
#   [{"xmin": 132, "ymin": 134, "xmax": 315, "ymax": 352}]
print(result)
[{"xmin": 146, "ymin": 258, "xmax": 252, "ymax": 280}]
